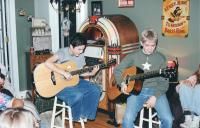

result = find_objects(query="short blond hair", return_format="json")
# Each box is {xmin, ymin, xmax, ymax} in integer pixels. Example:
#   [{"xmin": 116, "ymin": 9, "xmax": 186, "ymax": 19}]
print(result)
[
  {"xmin": 0, "ymin": 108, "xmax": 39, "ymax": 128},
  {"xmin": 141, "ymin": 29, "xmax": 158, "ymax": 45}
]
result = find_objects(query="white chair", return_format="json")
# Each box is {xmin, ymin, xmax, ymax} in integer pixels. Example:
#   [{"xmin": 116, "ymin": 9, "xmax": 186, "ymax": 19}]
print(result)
[
  {"xmin": 135, "ymin": 104, "xmax": 161, "ymax": 128},
  {"xmin": 51, "ymin": 96, "xmax": 85, "ymax": 128}
]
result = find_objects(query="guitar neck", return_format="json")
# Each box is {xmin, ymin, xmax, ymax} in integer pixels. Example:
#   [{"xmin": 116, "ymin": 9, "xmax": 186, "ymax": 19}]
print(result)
[
  {"xmin": 130, "ymin": 69, "xmax": 161, "ymax": 80},
  {"xmin": 70, "ymin": 63, "xmax": 110, "ymax": 76}
]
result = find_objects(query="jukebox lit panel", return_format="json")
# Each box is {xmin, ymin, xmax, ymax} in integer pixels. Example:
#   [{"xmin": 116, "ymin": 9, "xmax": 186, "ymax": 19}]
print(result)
[{"xmin": 79, "ymin": 15, "xmax": 139, "ymax": 110}]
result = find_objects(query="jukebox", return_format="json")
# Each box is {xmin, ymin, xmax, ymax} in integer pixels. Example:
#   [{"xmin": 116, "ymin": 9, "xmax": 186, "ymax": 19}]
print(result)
[{"xmin": 79, "ymin": 15, "xmax": 139, "ymax": 110}]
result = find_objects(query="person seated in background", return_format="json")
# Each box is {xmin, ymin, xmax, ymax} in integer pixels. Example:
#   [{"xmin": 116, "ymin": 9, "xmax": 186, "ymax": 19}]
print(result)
[
  {"xmin": 0, "ymin": 64, "xmax": 24, "ymax": 110},
  {"xmin": 0, "ymin": 108, "xmax": 39, "ymax": 128},
  {"xmin": 176, "ymin": 64, "xmax": 200, "ymax": 128},
  {"xmin": 0, "ymin": 64, "xmax": 41, "ymax": 126}
]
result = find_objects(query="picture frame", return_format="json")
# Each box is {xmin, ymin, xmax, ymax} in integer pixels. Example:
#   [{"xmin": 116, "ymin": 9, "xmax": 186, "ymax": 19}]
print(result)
[
  {"xmin": 118, "ymin": 0, "xmax": 135, "ymax": 8},
  {"xmin": 91, "ymin": 1, "xmax": 103, "ymax": 16}
]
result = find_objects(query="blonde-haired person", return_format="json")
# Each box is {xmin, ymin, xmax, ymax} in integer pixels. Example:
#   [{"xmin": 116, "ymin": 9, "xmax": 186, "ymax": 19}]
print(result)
[
  {"xmin": 114, "ymin": 28, "xmax": 173, "ymax": 128},
  {"xmin": 0, "ymin": 108, "xmax": 39, "ymax": 128}
]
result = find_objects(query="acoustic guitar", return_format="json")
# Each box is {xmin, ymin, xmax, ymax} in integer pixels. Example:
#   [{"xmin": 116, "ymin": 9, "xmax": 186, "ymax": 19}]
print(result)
[
  {"xmin": 34, "ymin": 59, "xmax": 116, "ymax": 98},
  {"xmin": 107, "ymin": 66, "xmax": 176, "ymax": 100}
]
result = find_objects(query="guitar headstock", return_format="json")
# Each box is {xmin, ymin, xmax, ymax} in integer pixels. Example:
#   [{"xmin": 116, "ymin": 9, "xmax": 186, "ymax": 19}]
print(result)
[{"xmin": 161, "ymin": 67, "xmax": 177, "ymax": 79}]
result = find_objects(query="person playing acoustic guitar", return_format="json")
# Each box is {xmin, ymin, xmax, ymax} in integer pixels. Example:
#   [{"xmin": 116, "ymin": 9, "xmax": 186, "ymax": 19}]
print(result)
[
  {"xmin": 114, "ymin": 29, "xmax": 173, "ymax": 128},
  {"xmin": 44, "ymin": 33, "xmax": 101, "ymax": 121}
]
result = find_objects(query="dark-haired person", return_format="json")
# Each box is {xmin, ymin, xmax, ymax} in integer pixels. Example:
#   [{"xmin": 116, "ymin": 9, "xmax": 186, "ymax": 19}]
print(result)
[
  {"xmin": 0, "ymin": 64, "xmax": 24, "ymax": 111},
  {"xmin": 44, "ymin": 33, "xmax": 101, "ymax": 121},
  {"xmin": 114, "ymin": 29, "xmax": 173, "ymax": 128},
  {"xmin": 176, "ymin": 64, "xmax": 200, "ymax": 128},
  {"xmin": 0, "ymin": 64, "xmax": 41, "ymax": 126}
]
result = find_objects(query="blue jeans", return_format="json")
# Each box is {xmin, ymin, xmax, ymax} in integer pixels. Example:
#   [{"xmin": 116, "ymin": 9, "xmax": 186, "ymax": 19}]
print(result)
[
  {"xmin": 122, "ymin": 88, "xmax": 173, "ymax": 128},
  {"xmin": 57, "ymin": 79, "xmax": 101, "ymax": 121},
  {"xmin": 179, "ymin": 84, "xmax": 200, "ymax": 115}
]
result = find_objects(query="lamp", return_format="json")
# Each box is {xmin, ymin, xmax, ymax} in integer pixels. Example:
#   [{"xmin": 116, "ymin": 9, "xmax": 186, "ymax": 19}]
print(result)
[
  {"xmin": 50, "ymin": 0, "xmax": 86, "ymax": 12},
  {"xmin": 50, "ymin": 0, "xmax": 86, "ymax": 4}
]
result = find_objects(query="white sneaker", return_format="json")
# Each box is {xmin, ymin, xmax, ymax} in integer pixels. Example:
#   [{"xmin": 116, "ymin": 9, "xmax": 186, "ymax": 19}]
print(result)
[
  {"xmin": 180, "ymin": 122, "xmax": 190, "ymax": 128},
  {"xmin": 79, "ymin": 117, "xmax": 87, "ymax": 122},
  {"xmin": 82, "ymin": 117, "xmax": 87, "ymax": 122},
  {"xmin": 180, "ymin": 115, "xmax": 192, "ymax": 128},
  {"xmin": 190, "ymin": 116, "xmax": 200, "ymax": 128}
]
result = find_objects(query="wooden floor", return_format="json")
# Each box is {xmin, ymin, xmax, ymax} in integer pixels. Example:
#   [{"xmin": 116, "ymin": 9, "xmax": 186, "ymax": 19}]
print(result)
[
  {"xmin": 66, "ymin": 109, "xmax": 160, "ymax": 128},
  {"xmin": 66, "ymin": 110, "xmax": 121, "ymax": 128}
]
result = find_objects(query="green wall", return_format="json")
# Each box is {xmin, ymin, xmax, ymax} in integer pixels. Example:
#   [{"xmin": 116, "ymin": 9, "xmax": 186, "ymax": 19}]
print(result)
[
  {"xmin": 14, "ymin": 0, "xmax": 200, "ymax": 91},
  {"xmin": 88, "ymin": 0, "xmax": 200, "ymax": 79},
  {"xmin": 15, "ymin": 0, "xmax": 34, "ymax": 91}
]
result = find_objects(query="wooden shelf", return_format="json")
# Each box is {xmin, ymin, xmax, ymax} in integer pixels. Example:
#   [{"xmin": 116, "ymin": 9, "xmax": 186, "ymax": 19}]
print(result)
[{"xmin": 30, "ymin": 53, "xmax": 52, "ymax": 72}]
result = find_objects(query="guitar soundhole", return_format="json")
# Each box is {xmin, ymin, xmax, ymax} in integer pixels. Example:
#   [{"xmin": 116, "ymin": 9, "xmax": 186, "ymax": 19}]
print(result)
[
  {"xmin": 132, "ymin": 80, "xmax": 143, "ymax": 95},
  {"xmin": 125, "ymin": 75, "xmax": 130, "ymax": 84},
  {"xmin": 51, "ymin": 71, "xmax": 56, "ymax": 85}
]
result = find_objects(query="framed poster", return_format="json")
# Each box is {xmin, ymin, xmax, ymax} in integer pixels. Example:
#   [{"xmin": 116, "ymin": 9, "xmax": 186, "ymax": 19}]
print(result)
[
  {"xmin": 162, "ymin": 0, "xmax": 190, "ymax": 37},
  {"xmin": 91, "ymin": 1, "xmax": 103, "ymax": 16},
  {"xmin": 118, "ymin": 0, "xmax": 135, "ymax": 8}
]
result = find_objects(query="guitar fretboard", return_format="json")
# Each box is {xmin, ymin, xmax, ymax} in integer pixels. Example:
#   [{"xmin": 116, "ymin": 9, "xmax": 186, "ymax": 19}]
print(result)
[
  {"xmin": 129, "ymin": 69, "xmax": 161, "ymax": 81},
  {"xmin": 70, "ymin": 67, "xmax": 93, "ymax": 75},
  {"xmin": 70, "ymin": 60, "xmax": 115, "ymax": 76}
]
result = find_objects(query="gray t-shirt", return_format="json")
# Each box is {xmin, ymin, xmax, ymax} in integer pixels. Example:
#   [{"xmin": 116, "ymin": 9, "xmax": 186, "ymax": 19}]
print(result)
[{"xmin": 55, "ymin": 47, "xmax": 86, "ymax": 69}]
